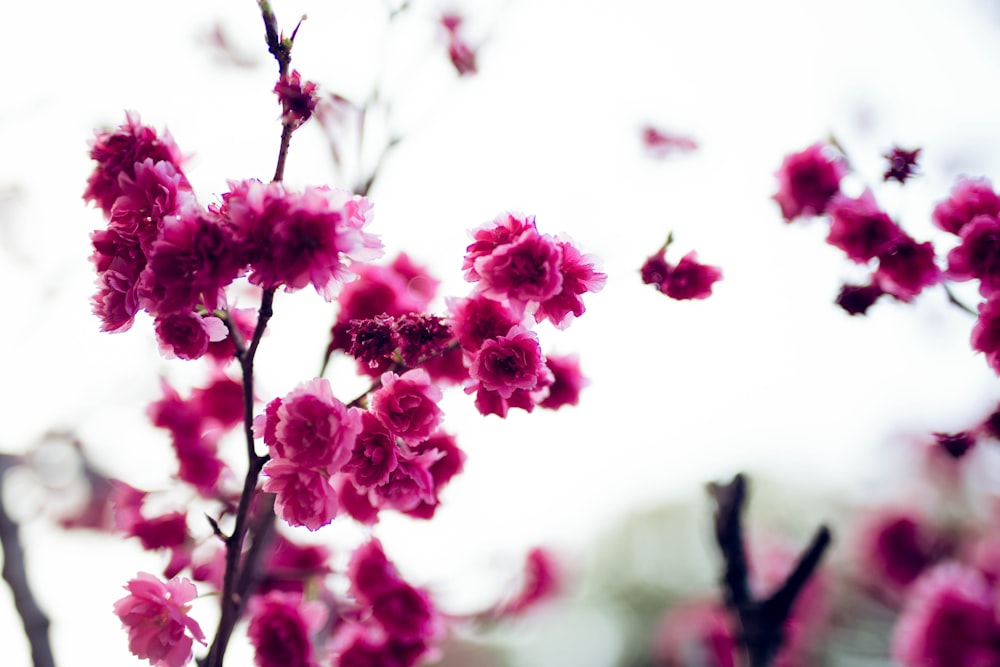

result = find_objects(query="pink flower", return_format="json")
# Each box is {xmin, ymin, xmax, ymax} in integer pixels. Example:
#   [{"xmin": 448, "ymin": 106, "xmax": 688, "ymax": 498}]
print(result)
[
  {"xmin": 85, "ymin": 111, "xmax": 188, "ymax": 215},
  {"xmin": 154, "ymin": 313, "xmax": 227, "ymax": 360},
  {"xmin": 883, "ymin": 146, "xmax": 921, "ymax": 184},
  {"xmin": 972, "ymin": 296, "xmax": 1000, "ymax": 374},
  {"xmin": 891, "ymin": 562, "xmax": 1000, "ymax": 667},
  {"xmin": 641, "ymin": 125, "xmax": 698, "ymax": 158},
  {"xmin": 261, "ymin": 534, "xmax": 332, "ymax": 595},
  {"xmin": 109, "ymin": 158, "xmax": 194, "ymax": 252},
  {"xmin": 643, "ymin": 247, "xmax": 722, "ymax": 300},
  {"xmin": 650, "ymin": 599, "xmax": 737, "ymax": 667},
  {"xmin": 473, "ymin": 227, "xmax": 565, "ymax": 312},
  {"xmin": 263, "ymin": 378, "xmax": 361, "ymax": 472},
  {"xmin": 262, "ymin": 459, "xmax": 339, "ymax": 531},
  {"xmin": 440, "ymin": 12, "xmax": 477, "ymax": 76},
  {"xmin": 469, "ymin": 325, "xmax": 547, "ymax": 398},
  {"xmin": 370, "ymin": 580, "xmax": 439, "ymax": 643},
  {"xmin": 933, "ymin": 177, "xmax": 1000, "ymax": 235},
  {"xmin": 851, "ymin": 508, "xmax": 945, "ymax": 597},
  {"xmin": 274, "ymin": 70, "xmax": 318, "ymax": 129},
  {"xmin": 369, "ymin": 453, "xmax": 438, "ymax": 513},
  {"xmin": 773, "ymin": 143, "xmax": 847, "ymax": 222},
  {"xmin": 826, "ymin": 190, "xmax": 904, "ymax": 263},
  {"xmin": 393, "ymin": 314, "xmax": 453, "ymax": 367},
  {"xmin": 218, "ymin": 180, "xmax": 382, "ymax": 299},
  {"xmin": 370, "ymin": 369, "xmax": 443, "ymax": 446},
  {"xmin": 403, "ymin": 431, "xmax": 465, "ymax": 519},
  {"xmin": 534, "ymin": 238, "xmax": 607, "ymax": 328},
  {"xmin": 947, "ymin": 214, "xmax": 1000, "ymax": 295},
  {"xmin": 463, "ymin": 213, "xmax": 539, "ymax": 283},
  {"xmin": 874, "ymin": 236, "xmax": 941, "ymax": 301},
  {"xmin": 90, "ymin": 228, "xmax": 146, "ymax": 332},
  {"xmin": 113, "ymin": 572, "xmax": 206, "ymax": 667},
  {"xmin": 661, "ymin": 251, "xmax": 723, "ymax": 300},
  {"xmin": 835, "ymin": 282, "xmax": 884, "ymax": 315},
  {"xmin": 247, "ymin": 590, "xmax": 326, "ymax": 667},
  {"xmin": 447, "ymin": 294, "xmax": 522, "ymax": 352},
  {"xmin": 343, "ymin": 411, "xmax": 399, "ymax": 490},
  {"xmin": 348, "ymin": 539, "xmax": 402, "ymax": 605},
  {"xmin": 539, "ymin": 353, "xmax": 587, "ymax": 410},
  {"xmin": 496, "ymin": 547, "xmax": 561, "ymax": 616},
  {"xmin": 138, "ymin": 210, "xmax": 243, "ymax": 317}
]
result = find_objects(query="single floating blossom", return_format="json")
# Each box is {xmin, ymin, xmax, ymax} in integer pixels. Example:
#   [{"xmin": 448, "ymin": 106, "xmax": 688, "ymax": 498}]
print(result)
[
  {"xmin": 440, "ymin": 12, "xmax": 478, "ymax": 76},
  {"xmin": 640, "ymin": 124, "xmax": 698, "ymax": 159},
  {"xmin": 835, "ymin": 282, "xmax": 884, "ymax": 316},
  {"xmin": 773, "ymin": 142, "xmax": 847, "ymax": 222},
  {"xmin": 873, "ymin": 236, "xmax": 941, "ymax": 302},
  {"xmin": 641, "ymin": 239, "xmax": 722, "ymax": 300},
  {"xmin": 113, "ymin": 572, "xmax": 206, "ymax": 667}
]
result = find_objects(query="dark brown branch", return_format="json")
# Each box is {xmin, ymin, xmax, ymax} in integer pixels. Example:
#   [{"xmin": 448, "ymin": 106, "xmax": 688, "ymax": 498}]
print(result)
[
  {"xmin": 942, "ymin": 282, "xmax": 977, "ymax": 316},
  {"xmin": 708, "ymin": 474, "xmax": 832, "ymax": 667},
  {"xmin": 0, "ymin": 455, "xmax": 56, "ymax": 667}
]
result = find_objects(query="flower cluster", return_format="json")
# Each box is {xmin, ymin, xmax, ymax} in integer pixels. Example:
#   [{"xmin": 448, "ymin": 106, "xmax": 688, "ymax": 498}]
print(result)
[
  {"xmin": 85, "ymin": 114, "xmax": 381, "ymax": 358},
  {"xmin": 774, "ymin": 142, "xmax": 1000, "ymax": 376},
  {"xmin": 332, "ymin": 540, "xmax": 442, "ymax": 666},
  {"xmin": 774, "ymin": 142, "xmax": 941, "ymax": 313}
]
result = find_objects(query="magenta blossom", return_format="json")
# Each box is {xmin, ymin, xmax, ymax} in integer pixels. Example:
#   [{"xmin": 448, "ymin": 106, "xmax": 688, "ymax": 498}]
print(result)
[
  {"xmin": 874, "ymin": 236, "xmax": 941, "ymax": 301},
  {"xmin": 473, "ymin": 226, "xmax": 564, "ymax": 313},
  {"xmin": 274, "ymin": 70, "xmax": 318, "ymax": 129},
  {"xmin": 947, "ymin": 214, "xmax": 1000, "ymax": 295},
  {"xmin": 971, "ymin": 296, "xmax": 1000, "ymax": 374},
  {"xmin": 643, "ymin": 247, "xmax": 722, "ymax": 300},
  {"xmin": 851, "ymin": 508, "xmax": 945, "ymax": 597},
  {"xmin": 85, "ymin": 111, "xmax": 188, "ymax": 215},
  {"xmin": 641, "ymin": 124, "xmax": 698, "ymax": 158},
  {"xmin": 370, "ymin": 369, "xmax": 443, "ymax": 446},
  {"xmin": 262, "ymin": 459, "xmax": 340, "ymax": 531},
  {"xmin": 540, "ymin": 354, "xmax": 588, "ymax": 410},
  {"xmin": 891, "ymin": 562, "xmax": 1000, "ymax": 667},
  {"xmin": 218, "ymin": 179, "xmax": 382, "ymax": 299},
  {"xmin": 469, "ymin": 325, "xmax": 547, "ymax": 399},
  {"xmin": 773, "ymin": 143, "xmax": 847, "ymax": 222},
  {"xmin": 154, "ymin": 313, "xmax": 227, "ymax": 360},
  {"xmin": 247, "ymin": 590, "xmax": 326, "ymax": 667},
  {"xmin": 447, "ymin": 294, "xmax": 522, "ymax": 352},
  {"xmin": 261, "ymin": 378, "xmax": 361, "ymax": 472},
  {"xmin": 109, "ymin": 158, "xmax": 194, "ymax": 252},
  {"xmin": 826, "ymin": 190, "xmax": 903, "ymax": 263},
  {"xmin": 113, "ymin": 572, "xmax": 206, "ymax": 667},
  {"xmin": 932, "ymin": 177, "xmax": 1000, "ymax": 235},
  {"xmin": 343, "ymin": 410, "xmax": 399, "ymax": 490}
]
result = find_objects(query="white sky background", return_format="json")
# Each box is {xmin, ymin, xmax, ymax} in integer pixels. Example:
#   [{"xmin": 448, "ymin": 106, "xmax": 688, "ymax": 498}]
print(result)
[{"xmin": 4, "ymin": 0, "xmax": 1000, "ymax": 664}]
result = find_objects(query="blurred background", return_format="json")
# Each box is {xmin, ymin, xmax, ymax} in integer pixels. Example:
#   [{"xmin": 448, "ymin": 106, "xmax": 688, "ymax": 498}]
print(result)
[{"xmin": 3, "ymin": 0, "xmax": 1000, "ymax": 664}]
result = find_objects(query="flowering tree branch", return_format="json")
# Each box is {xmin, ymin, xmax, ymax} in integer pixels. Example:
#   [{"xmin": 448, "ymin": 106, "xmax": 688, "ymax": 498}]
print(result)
[
  {"xmin": 707, "ymin": 474, "xmax": 832, "ymax": 667},
  {"xmin": 0, "ymin": 454, "xmax": 56, "ymax": 667}
]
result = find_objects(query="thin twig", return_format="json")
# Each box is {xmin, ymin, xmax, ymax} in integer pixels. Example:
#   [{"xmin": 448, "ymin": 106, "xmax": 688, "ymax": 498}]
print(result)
[{"xmin": 0, "ymin": 455, "xmax": 56, "ymax": 667}]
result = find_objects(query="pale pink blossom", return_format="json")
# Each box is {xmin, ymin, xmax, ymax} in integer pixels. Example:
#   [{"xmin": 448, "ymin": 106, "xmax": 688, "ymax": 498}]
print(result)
[
  {"xmin": 262, "ymin": 459, "xmax": 339, "ymax": 531},
  {"xmin": 113, "ymin": 572, "xmax": 206, "ymax": 667}
]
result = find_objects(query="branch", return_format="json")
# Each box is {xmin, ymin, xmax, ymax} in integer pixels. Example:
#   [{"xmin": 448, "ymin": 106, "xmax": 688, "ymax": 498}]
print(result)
[
  {"xmin": 707, "ymin": 474, "xmax": 832, "ymax": 667},
  {"xmin": 0, "ymin": 455, "xmax": 56, "ymax": 667}
]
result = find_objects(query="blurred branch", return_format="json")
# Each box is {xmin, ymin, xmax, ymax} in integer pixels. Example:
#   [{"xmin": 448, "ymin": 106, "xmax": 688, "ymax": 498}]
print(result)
[
  {"xmin": 707, "ymin": 474, "xmax": 831, "ymax": 667},
  {"xmin": 0, "ymin": 454, "xmax": 56, "ymax": 667}
]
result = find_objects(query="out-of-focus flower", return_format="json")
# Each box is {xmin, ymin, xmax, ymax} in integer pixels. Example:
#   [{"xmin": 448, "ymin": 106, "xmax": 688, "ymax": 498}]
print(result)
[
  {"xmin": 932, "ymin": 177, "xmax": 1000, "ymax": 235},
  {"xmin": 883, "ymin": 146, "xmax": 921, "ymax": 184},
  {"xmin": 113, "ymin": 572, "xmax": 206, "ymax": 667},
  {"xmin": 773, "ymin": 143, "xmax": 847, "ymax": 222}
]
